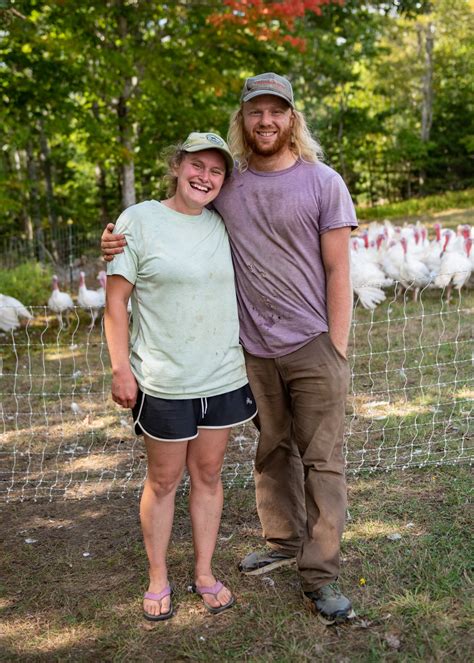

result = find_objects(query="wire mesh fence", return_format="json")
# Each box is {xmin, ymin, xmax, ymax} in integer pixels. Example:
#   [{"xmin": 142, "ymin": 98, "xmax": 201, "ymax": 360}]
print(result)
[
  {"xmin": 0, "ymin": 227, "xmax": 102, "ymax": 272},
  {"xmin": 1, "ymin": 284, "xmax": 472, "ymax": 503}
]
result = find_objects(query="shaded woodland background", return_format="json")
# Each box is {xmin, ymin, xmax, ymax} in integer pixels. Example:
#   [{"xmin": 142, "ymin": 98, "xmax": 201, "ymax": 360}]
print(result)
[{"xmin": 1, "ymin": 0, "xmax": 473, "ymax": 249}]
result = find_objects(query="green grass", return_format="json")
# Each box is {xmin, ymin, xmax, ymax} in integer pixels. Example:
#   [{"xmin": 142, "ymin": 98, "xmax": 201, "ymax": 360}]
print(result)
[
  {"xmin": 0, "ymin": 467, "xmax": 471, "ymax": 661},
  {"xmin": 357, "ymin": 188, "xmax": 474, "ymax": 222},
  {"xmin": 0, "ymin": 261, "xmax": 53, "ymax": 304}
]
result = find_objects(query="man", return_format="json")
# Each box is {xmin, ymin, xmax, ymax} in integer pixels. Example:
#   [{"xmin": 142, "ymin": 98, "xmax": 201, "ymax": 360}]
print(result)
[{"xmin": 102, "ymin": 73, "xmax": 357, "ymax": 624}]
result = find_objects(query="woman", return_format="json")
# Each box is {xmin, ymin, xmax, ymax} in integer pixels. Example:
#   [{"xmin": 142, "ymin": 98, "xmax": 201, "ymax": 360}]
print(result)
[{"xmin": 104, "ymin": 132, "xmax": 256, "ymax": 621}]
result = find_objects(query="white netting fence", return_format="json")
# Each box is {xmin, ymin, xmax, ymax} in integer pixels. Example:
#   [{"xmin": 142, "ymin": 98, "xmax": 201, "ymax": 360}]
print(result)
[{"xmin": 1, "ymin": 284, "xmax": 472, "ymax": 502}]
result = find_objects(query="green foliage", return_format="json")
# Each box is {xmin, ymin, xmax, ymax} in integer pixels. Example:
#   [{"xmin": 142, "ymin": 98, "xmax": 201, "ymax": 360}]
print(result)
[
  {"xmin": 357, "ymin": 187, "xmax": 474, "ymax": 220},
  {"xmin": 292, "ymin": 0, "xmax": 473, "ymax": 203},
  {"xmin": 0, "ymin": 0, "xmax": 472, "ymax": 241},
  {"xmin": 0, "ymin": 261, "xmax": 52, "ymax": 304}
]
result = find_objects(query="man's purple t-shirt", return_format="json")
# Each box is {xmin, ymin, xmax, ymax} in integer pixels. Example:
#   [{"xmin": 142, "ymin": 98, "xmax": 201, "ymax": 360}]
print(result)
[{"xmin": 212, "ymin": 159, "xmax": 358, "ymax": 358}]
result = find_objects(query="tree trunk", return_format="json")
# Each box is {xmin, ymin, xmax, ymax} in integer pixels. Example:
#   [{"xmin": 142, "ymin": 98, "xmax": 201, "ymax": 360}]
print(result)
[
  {"xmin": 117, "ymin": 91, "xmax": 136, "ymax": 209},
  {"xmin": 39, "ymin": 120, "xmax": 59, "ymax": 260},
  {"xmin": 384, "ymin": 160, "xmax": 391, "ymax": 202},
  {"xmin": 39, "ymin": 122, "xmax": 58, "ymax": 232},
  {"xmin": 337, "ymin": 93, "xmax": 348, "ymax": 182},
  {"xmin": 26, "ymin": 142, "xmax": 45, "ymax": 262},
  {"xmin": 13, "ymin": 149, "xmax": 33, "ymax": 246},
  {"xmin": 92, "ymin": 102, "xmax": 110, "ymax": 225},
  {"xmin": 418, "ymin": 22, "xmax": 435, "ymax": 191},
  {"xmin": 116, "ymin": 12, "xmax": 136, "ymax": 209},
  {"xmin": 95, "ymin": 164, "xmax": 110, "ymax": 225},
  {"xmin": 420, "ymin": 22, "xmax": 434, "ymax": 143},
  {"xmin": 367, "ymin": 149, "xmax": 375, "ymax": 206}
]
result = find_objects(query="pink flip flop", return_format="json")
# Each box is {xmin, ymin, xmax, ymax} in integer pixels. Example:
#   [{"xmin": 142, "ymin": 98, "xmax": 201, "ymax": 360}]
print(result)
[
  {"xmin": 191, "ymin": 580, "xmax": 235, "ymax": 614},
  {"xmin": 143, "ymin": 585, "xmax": 174, "ymax": 621}
]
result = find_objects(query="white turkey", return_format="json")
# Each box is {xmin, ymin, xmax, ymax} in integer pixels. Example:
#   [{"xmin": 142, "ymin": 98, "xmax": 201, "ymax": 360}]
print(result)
[
  {"xmin": 419, "ymin": 225, "xmax": 448, "ymax": 276},
  {"xmin": 78, "ymin": 271, "xmax": 105, "ymax": 328},
  {"xmin": 399, "ymin": 236, "xmax": 434, "ymax": 301},
  {"xmin": 48, "ymin": 275, "xmax": 74, "ymax": 326},
  {"xmin": 96, "ymin": 271, "xmax": 107, "ymax": 304},
  {"xmin": 381, "ymin": 232, "xmax": 404, "ymax": 284},
  {"xmin": 0, "ymin": 294, "xmax": 33, "ymax": 332},
  {"xmin": 351, "ymin": 242, "xmax": 393, "ymax": 310},
  {"xmin": 434, "ymin": 235, "xmax": 472, "ymax": 302}
]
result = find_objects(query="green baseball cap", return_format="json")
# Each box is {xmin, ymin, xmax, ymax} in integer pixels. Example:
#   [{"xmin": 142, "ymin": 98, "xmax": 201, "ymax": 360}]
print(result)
[{"xmin": 182, "ymin": 132, "xmax": 234, "ymax": 176}]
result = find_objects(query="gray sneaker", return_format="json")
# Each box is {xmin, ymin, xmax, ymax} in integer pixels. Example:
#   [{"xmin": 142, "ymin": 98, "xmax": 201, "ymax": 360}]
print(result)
[
  {"xmin": 238, "ymin": 549, "xmax": 297, "ymax": 575},
  {"xmin": 303, "ymin": 583, "xmax": 355, "ymax": 625}
]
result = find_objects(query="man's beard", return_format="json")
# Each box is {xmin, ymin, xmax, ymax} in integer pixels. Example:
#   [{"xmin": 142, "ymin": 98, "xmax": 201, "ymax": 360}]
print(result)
[{"xmin": 244, "ymin": 124, "xmax": 293, "ymax": 157}]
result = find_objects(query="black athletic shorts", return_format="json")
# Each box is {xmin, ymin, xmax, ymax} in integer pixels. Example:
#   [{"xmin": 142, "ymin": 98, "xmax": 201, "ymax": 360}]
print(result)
[{"xmin": 132, "ymin": 383, "xmax": 257, "ymax": 442}]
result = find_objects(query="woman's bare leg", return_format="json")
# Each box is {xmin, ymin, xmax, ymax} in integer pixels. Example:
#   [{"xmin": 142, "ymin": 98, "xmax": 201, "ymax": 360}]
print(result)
[
  {"xmin": 187, "ymin": 428, "xmax": 232, "ymax": 609},
  {"xmin": 140, "ymin": 435, "xmax": 187, "ymax": 617}
]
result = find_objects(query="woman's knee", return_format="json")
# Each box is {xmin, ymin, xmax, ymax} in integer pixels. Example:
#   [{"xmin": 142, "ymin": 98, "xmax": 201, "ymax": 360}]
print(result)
[
  {"xmin": 145, "ymin": 472, "xmax": 182, "ymax": 498},
  {"xmin": 189, "ymin": 460, "xmax": 223, "ymax": 488}
]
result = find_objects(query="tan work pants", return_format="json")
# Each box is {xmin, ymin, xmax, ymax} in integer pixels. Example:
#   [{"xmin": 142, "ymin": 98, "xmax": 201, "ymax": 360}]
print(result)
[{"xmin": 244, "ymin": 332, "xmax": 349, "ymax": 592}]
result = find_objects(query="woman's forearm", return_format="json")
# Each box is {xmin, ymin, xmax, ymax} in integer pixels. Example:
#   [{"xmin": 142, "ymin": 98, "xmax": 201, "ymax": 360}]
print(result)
[
  {"xmin": 104, "ymin": 299, "xmax": 132, "ymax": 374},
  {"xmin": 105, "ymin": 302, "xmax": 139, "ymax": 408}
]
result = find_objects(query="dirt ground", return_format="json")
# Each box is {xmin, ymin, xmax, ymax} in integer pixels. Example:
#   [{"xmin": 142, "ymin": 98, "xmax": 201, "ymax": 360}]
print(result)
[{"xmin": 1, "ymin": 465, "xmax": 472, "ymax": 662}]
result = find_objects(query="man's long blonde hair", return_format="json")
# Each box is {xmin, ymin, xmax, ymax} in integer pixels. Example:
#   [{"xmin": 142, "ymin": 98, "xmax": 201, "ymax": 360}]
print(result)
[{"xmin": 227, "ymin": 106, "xmax": 324, "ymax": 172}]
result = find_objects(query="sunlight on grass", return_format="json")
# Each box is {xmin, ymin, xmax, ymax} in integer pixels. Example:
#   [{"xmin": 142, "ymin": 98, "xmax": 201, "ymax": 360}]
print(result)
[
  {"xmin": 390, "ymin": 590, "xmax": 455, "ymax": 622},
  {"xmin": 358, "ymin": 399, "xmax": 433, "ymax": 419},
  {"xmin": 351, "ymin": 383, "xmax": 472, "ymax": 420},
  {"xmin": 2, "ymin": 620, "xmax": 103, "ymax": 657},
  {"xmin": 1, "ymin": 413, "xmax": 126, "ymax": 447},
  {"xmin": 72, "ymin": 480, "xmax": 144, "ymax": 499},
  {"xmin": 344, "ymin": 519, "xmax": 426, "ymax": 541},
  {"xmin": 45, "ymin": 347, "xmax": 87, "ymax": 361},
  {"xmin": 456, "ymin": 387, "xmax": 474, "ymax": 400},
  {"xmin": 357, "ymin": 188, "xmax": 474, "ymax": 221},
  {"xmin": 26, "ymin": 515, "xmax": 75, "ymax": 529},
  {"xmin": 67, "ymin": 453, "xmax": 129, "ymax": 473}
]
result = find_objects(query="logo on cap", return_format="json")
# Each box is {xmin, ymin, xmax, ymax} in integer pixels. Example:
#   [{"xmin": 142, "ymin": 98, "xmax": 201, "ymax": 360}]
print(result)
[
  {"xmin": 249, "ymin": 79, "xmax": 287, "ymax": 92},
  {"xmin": 206, "ymin": 134, "xmax": 224, "ymax": 146}
]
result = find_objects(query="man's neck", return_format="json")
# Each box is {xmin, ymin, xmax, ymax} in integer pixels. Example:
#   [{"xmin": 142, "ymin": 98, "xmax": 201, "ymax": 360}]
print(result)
[{"xmin": 248, "ymin": 149, "xmax": 297, "ymax": 173}]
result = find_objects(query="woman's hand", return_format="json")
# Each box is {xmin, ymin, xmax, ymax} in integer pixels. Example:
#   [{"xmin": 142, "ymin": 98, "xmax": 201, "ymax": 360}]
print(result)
[
  {"xmin": 101, "ymin": 223, "xmax": 126, "ymax": 262},
  {"xmin": 111, "ymin": 368, "xmax": 138, "ymax": 408}
]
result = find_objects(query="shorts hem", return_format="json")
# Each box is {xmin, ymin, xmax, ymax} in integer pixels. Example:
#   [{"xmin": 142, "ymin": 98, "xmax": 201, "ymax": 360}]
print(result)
[
  {"xmin": 137, "ymin": 422, "xmax": 198, "ymax": 442},
  {"xmin": 198, "ymin": 409, "xmax": 258, "ymax": 430}
]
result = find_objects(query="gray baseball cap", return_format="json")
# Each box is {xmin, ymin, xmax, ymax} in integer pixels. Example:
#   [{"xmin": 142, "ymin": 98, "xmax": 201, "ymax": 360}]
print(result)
[
  {"xmin": 182, "ymin": 132, "xmax": 234, "ymax": 176},
  {"xmin": 241, "ymin": 72, "xmax": 295, "ymax": 108}
]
